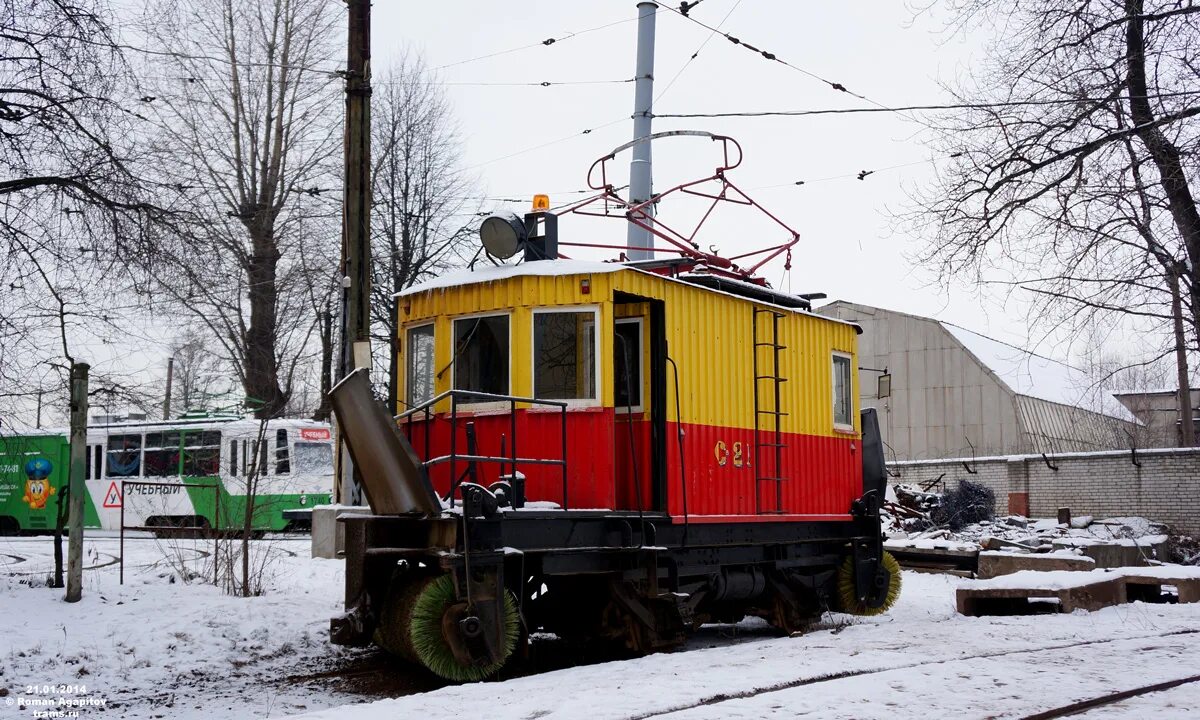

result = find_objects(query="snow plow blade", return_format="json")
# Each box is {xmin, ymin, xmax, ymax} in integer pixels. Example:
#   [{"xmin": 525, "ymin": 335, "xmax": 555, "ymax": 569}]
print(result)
[{"xmin": 328, "ymin": 368, "xmax": 442, "ymax": 516}]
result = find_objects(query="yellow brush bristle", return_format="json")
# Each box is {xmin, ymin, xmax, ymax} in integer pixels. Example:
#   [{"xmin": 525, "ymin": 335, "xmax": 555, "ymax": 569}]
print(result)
[{"xmin": 836, "ymin": 550, "xmax": 902, "ymax": 616}]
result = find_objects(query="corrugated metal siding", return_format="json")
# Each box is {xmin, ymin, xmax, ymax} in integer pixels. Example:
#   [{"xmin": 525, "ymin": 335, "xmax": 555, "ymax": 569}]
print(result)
[
  {"xmin": 1014, "ymin": 395, "xmax": 1131, "ymax": 454},
  {"xmin": 400, "ymin": 266, "xmax": 863, "ymax": 516},
  {"xmin": 663, "ymin": 422, "xmax": 859, "ymax": 516}
]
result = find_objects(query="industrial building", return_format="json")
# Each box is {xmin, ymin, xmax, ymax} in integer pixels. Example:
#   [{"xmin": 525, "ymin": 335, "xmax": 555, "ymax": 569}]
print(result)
[
  {"xmin": 815, "ymin": 301, "xmax": 1135, "ymax": 461},
  {"xmin": 1113, "ymin": 388, "xmax": 1200, "ymax": 447}
]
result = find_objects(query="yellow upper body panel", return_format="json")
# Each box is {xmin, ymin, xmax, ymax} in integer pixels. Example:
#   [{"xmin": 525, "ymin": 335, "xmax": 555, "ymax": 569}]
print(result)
[{"xmin": 396, "ymin": 261, "xmax": 860, "ymax": 439}]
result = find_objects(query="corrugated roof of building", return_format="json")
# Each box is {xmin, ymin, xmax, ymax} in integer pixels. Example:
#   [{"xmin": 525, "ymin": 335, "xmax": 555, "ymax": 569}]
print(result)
[
  {"xmin": 939, "ymin": 322, "xmax": 1090, "ymax": 409},
  {"xmin": 817, "ymin": 300, "xmax": 1134, "ymax": 424}
]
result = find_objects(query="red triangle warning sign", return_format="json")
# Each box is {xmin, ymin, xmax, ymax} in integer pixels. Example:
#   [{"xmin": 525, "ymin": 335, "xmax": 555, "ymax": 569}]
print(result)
[{"xmin": 103, "ymin": 481, "xmax": 122, "ymax": 508}]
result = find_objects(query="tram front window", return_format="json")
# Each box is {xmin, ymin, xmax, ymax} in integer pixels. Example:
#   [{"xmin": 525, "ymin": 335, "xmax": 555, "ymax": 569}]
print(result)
[
  {"xmin": 453, "ymin": 314, "xmax": 509, "ymax": 397},
  {"xmin": 293, "ymin": 442, "xmax": 333, "ymax": 474}
]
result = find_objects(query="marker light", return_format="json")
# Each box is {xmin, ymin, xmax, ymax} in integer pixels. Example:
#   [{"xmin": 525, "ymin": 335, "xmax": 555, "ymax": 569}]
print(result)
[{"xmin": 532, "ymin": 194, "xmax": 550, "ymax": 211}]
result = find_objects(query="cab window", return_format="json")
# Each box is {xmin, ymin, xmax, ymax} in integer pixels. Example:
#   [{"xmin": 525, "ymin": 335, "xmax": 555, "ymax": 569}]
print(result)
[
  {"xmin": 614, "ymin": 318, "xmax": 643, "ymax": 410},
  {"xmin": 534, "ymin": 309, "xmax": 597, "ymax": 401},
  {"xmin": 453, "ymin": 314, "xmax": 509, "ymax": 397},
  {"xmin": 275, "ymin": 429, "xmax": 290, "ymax": 475},
  {"xmin": 406, "ymin": 324, "xmax": 436, "ymax": 408},
  {"xmin": 833, "ymin": 353, "xmax": 853, "ymax": 429}
]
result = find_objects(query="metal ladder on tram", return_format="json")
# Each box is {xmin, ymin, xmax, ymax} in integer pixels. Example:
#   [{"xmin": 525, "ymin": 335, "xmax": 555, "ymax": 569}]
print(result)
[{"xmin": 752, "ymin": 307, "xmax": 788, "ymax": 514}]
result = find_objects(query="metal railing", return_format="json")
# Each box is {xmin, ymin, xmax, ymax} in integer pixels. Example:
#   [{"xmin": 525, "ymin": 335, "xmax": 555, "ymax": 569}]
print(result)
[{"xmin": 397, "ymin": 389, "xmax": 570, "ymax": 509}]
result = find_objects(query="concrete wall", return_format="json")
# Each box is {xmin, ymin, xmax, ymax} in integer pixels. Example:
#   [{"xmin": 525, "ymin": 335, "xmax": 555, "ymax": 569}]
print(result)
[
  {"xmin": 817, "ymin": 302, "xmax": 1023, "ymax": 460},
  {"xmin": 890, "ymin": 448, "xmax": 1200, "ymax": 536}
]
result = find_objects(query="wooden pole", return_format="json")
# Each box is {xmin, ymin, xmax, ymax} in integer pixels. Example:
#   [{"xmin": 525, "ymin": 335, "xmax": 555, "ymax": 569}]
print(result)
[
  {"xmin": 335, "ymin": 0, "xmax": 372, "ymax": 504},
  {"xmin": 65, "ymin": 362, "xmax": 88, "ymax": 602},
  {"xmin": 1171, "ymin": 269, "xmax": 1195, "ymax": 447}
]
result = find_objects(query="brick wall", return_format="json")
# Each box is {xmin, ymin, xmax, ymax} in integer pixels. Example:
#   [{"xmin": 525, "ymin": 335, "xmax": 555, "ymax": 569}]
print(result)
[{"xmin": 890, "ymin": 448, "xmax": 1200, "ymax": 536}]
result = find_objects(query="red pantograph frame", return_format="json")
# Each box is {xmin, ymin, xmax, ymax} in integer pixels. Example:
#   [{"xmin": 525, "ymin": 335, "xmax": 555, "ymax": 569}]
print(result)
[{"xmin": 555, "ymin": 131, "xmax": 799, "ymax": 284}]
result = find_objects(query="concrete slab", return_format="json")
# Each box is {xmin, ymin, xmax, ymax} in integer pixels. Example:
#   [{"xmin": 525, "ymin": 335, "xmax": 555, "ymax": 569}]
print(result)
[
  {"xmin": 1051, "ymin": 538, "xmax": 1168, "ymax": 568},
  {"xmin": 956, "ymin": 566, "xmax": 1200, "ymax": 615},
  {"xmin": 311, "ymin": 504, "xmax": 371, "ymax": 559},
  {"xmin": 976, "ymin": 551, "xmax": 1095, "ymax": 579},
  {"xmin": 1120, "ymin": 567, "xmax": 1200, "ymax": 603},
  {"xmin": 956, "ymin": 576, "xmax": 1125, "ymax": 616}
]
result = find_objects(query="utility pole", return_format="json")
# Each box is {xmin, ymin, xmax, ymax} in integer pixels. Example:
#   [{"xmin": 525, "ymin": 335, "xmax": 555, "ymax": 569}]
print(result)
[
  {"xmin": 1171, "ymin": 268, "xmax": 1195, "ymax": 447},
  {"xmin": 163, "ymin": 356, "xmax": 174, "ymax": 420},
  {"xmin": 335, "ymin": 0, "xmax": 372, "ymax": 504},
  {"xmin": 65, "ymin": 362, "xmax": 88, "ymax": 602},
  {"xmin": 626, "ymin": 1, "xmax": 658, "ymax": 260},
  {"xmin": 35, "ymin": 387, "xmax": 43, "ymax": 429}
]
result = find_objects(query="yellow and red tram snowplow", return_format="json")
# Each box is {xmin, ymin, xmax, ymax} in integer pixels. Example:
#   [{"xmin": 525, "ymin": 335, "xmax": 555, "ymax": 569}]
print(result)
[{"xmin": 329, "ymin": 133, "xmax": 898, "ymax": 682}]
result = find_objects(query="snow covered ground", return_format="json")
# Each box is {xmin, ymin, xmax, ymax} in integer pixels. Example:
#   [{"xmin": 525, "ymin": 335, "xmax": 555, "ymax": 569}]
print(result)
[
  {"xmin": 0, "ymin": 534, "xmax": 375, "ymax": 719},
  {"xmin": 3, "ymin": 534, "xmax": 1199, "ymax": 720}
]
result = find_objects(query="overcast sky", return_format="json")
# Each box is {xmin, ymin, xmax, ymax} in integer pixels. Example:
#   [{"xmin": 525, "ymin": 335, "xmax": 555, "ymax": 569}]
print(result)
[
  {"xmin": 29, "ymin": 1, "xmax": 1113, "ymax": 427},
  {"xmin": 370, "ymin": 1, "xmax": 1032, "ymax": 336}
]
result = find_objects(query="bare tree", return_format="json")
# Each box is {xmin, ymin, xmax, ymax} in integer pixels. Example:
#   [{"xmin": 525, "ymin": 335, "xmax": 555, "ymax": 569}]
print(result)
[
  {"xmin": 909, "ymin": 0, "xmax": 1200, "ymax": 435},
  {"xmin": 0, "ymin": 0, "xmax": 175, "ymax": 425},
  {"xmin": 369, "ymin": 54, "xmax": 478, "ymax": 403},
  {"xmin": 136, "ymin": 0, "xmax": 342, "ymax": 418},
  {"xmin": 167, "ymin": 326, "xmax": 234, "ymax": 414}
]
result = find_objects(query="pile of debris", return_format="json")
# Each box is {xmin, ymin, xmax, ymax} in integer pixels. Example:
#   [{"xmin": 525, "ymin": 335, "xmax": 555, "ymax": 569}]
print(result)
[
  {"xmin": 885, "ymin": 479, "xmax": 996, "ymax": 533},
  {"xmin": 883, "ymin": 480, "xmax": 1198, "ymax": 571},
  {"xmin": 1170, "ymin": 534, "xmax": 1200, "ymax": 566}
]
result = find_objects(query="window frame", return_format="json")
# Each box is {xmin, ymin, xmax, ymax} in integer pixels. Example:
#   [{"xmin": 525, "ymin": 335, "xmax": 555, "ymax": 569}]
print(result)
[
  {"xmin": 105, "ymin": 433, "xmax": 143, "ymax": 479},
  {"xmin": 613, "ymin": 316, "xmax": 645, "ymax": 414},
  {"xmin": 180, "ymin": 429, "xmax": 222, "ymax": 478},
  {"xmin": 404, "ymin": 321, "xmax": 437, "ymax": 410},
  {"xmin": 530, "ymin": 305, "xmax": 601, "ymax": 409},
  {"xmin": 142, "ymin": 430, "xmax": 182, "ymax": 478},
  {"xmin": 451, "ymin": 311, "xmax": 513, "ymax": 411},
  {"xmin": 274, "ymin": 428, "xmax": 290, "ymax": 475},
  {"xmin": 832, "ymin": 351, "xmax": 855, "ymax": 432}
]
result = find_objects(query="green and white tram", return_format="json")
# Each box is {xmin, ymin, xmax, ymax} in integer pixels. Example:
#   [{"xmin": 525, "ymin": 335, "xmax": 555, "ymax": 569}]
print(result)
[{"xmin": 0, "ymin": 415, "xmax": 334, "ymax": 534}]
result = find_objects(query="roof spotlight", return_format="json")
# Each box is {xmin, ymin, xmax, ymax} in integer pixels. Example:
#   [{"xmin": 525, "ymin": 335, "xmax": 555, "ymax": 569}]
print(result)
[
  {"xmin": 478, "ymin": 199, "xmax": 559, "ymax": 262},
  {"xmin": 479, "ymin": 213, "xmax": 527, "ymax": 260}
]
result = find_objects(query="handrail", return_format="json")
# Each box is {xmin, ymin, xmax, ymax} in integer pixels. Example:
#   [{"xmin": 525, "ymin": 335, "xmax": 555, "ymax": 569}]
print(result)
[
  {"xmin": 396, "ymin": 388, "xmax": 568, "ymax": 421},
  {"xmin": 396, "ymin": 388, "xmax": 571, "ymax": 510}
]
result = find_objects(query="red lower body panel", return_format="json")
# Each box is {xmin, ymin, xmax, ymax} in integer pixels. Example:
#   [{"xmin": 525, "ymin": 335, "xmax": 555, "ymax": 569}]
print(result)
[
  {"xmin": 664, "ymin": 421, "xmax": 860, "ymax": 517},
  {"xmin": 401, "ymin": 410, "xmax": 860, "ymax": 518}
]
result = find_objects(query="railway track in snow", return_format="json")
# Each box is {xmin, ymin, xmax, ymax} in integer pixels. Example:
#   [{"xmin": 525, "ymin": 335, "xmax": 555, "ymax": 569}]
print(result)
[
  {"xmin": 1018, "ymin": 674, "xmax": 1200, "ymax": 719},
  {"xmin": 625, "ymin": 628, "xmax": 1200, "ymax": 720},
  {"xmin": 0, "ymin": 534, "xmax": 303, "ymax": 578}
]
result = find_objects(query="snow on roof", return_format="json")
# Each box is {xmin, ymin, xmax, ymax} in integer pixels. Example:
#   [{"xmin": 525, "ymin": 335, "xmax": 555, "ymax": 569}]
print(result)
[
  {"xmin": 396, "ymin": 260, "xmax": 626, "ymax": 297},
  {"xmin": 398, "ymin": 260, "xmax": 864, "ymax": 332},
  {"xmin": 940, "ymin": 322, "xmax": 1092, "ymax": 409}
]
